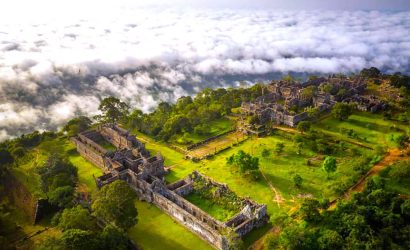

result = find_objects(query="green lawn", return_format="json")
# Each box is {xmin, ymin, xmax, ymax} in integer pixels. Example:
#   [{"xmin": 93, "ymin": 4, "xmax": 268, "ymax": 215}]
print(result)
[
  {"xmin": 312, "ymin": 111, "xmax": 409, "ymax": 148},
  {"xmin": 184, "ymin": 192, "xmax": 239, "ymax": 222},
  {"xmin": 10, "ymin": 149, "xmax": 48, "ymax": 199},
  {"xmin": 64, "ymin": 142, "xmax": 104, "ymax": 195},
  {"xmin": 93, "ymin": 137, "xmax": 117, "ymax": 151},
  {"xmin": 8, "ymin": 111, "xmax": 408, "ymax": 249},
  {"xmin": 172, "ymin": 118, "xmax": 234, "ymax": 146},
  {"xmin": 128, "ymin": 201, "xmax": 212, "ymax": 250}
]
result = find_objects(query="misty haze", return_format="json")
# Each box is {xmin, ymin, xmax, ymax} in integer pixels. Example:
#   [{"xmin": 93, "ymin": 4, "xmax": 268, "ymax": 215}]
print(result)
[{"xmin": 1, "ymin": 6, "xmax": 409, "ymax": 140}]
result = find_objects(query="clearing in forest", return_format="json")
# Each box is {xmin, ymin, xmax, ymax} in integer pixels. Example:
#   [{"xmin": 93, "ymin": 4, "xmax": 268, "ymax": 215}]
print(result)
[{"xmin": 186, "ymin": 131, "xmax": 248, "ymax": 159}]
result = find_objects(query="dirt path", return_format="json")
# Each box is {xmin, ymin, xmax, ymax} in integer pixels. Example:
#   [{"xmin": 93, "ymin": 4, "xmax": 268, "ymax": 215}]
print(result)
[
  {"xmin": 260, "ymin": 170, "xmax": 284, "ymax": 208},
  {"xmin": 330, "ymin": 146, "xmax": 408, "ymax": 207},
  {"xmin": 349, "ymin": 148, "xmax": 402, "ymax": 193}
]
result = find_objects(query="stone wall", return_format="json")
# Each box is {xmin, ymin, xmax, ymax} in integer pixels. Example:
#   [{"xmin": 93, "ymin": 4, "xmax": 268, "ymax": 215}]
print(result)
[
  {"xmin": 74, "ymin": 124, "xmax": 268, "ymax": 250},
  {"xmin": 70, "ymin": 137, "xmax": 107, "ymax": 170},
  {"xmin": 100, "ymin": 126, "xmax": 132, "ymax": 150},
  {"xmin": 153, "ymin": 192, "xmax": 227, "ymax": 250}
]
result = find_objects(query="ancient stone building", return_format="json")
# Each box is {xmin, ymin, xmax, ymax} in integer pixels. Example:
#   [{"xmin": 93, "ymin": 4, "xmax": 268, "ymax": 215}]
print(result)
[
  {"xmin": 240, "ymin": 75, "xmax": 379, "ymax": 132},
  {"xmin": 72, "ymin": 124, "xmax": 268, "ymax": 250}
]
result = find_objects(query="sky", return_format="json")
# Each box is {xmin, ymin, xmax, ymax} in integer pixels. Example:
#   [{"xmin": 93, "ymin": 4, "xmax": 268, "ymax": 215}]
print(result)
[{"xmin": 0, "ymin": 1, "xmax": 410, "ymax": 141}]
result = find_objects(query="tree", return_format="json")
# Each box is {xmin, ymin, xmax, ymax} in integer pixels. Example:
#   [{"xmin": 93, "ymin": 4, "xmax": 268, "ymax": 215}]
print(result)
[
  {"xmin": 99, "ymin": 225, "xmax": 129, "ymax": 250},
  {"xmin": 226, "ymin": 150, "xmax": 259, "ymax": 173},
  {"xmin": 306, "ymin": 106, "xmax": 320, "ymax": 120},
  {"xmin": 159, "ymin": 115, "xmax": 192, "ymax": 141},
  {"xmin": 37, "ymin": 154, "xmax": 78, "ymax": 207},
  {"xmin": 318, "ymin": 230, "xmax": 343, "ymax": 250},
  {"xmin": 63, "ymin": 116, "xmax": 92, "ymax": 137},
  {"xmin": 297, "ymin": 121, "xmax": 311, "ymax": 134},
  {"xmin": 388, "ymin": 160, "xmax": 410, "ymax": 183},
  {"xmin": 261, "ymin": 148, "xmax": 270, "ymax": 158},
  {"xmin": 279, "ymin": 225, "xmax": 318, "ymax": 249},
  {"xmin": 360, "ymin": 67, "xmax": 381, "ymax": 78},
  {"xmin": 293, "ymin": 174, "xmax": 303, "ymax": 188},
  {"xmin": 48, "ymin": 186, "xmax": 75, "ymax": 208},
  {"xmin": 331, "ymin": 103, "xmax": 353, "ymax": 121},
  {"xmin": 92, "ymin": 180, "xmax": 138, "ymax": 230},
  {"xmin": 322, "ymin": 156, "xmax": 337, "ymax": 178},
  {"xmin": 38, "ymin": 154, "xmax": 77, "ymax": 189},
  {"xmin": 36, "ymin": 236, "xmax": 65, "ymax": 250},
  {"xmin": 226, "ymin": 150, "xmax": 260, "ymax": 180},
  {"xmin": 392, "ymin": 134, "xmax": 408, "ymax": 148},
  {"xmin": 274, "ymin": 142, "xmax": 285, "ymax": 154},
  {"xmin": 61, "ymin": 229, "xmax": 99, "ymax": 250},
  {"xmin": 299, "ymin": 199, "xmax": 321, "ymax": 222},
  {"xmin": 320, "ymin": 83, "xmax": 334, "ymax": 94},
  {"xmin": 301, "ymin": 86, "xmax": 316, "ymax": 99},
  {"xmin": 58, "ymin": 205, "xmax": 96, "ymax": 231},
  {"xmin": 389, "ymin": 73, "xmax": 410, "ymax": 88},
  {"xmin": 98, "ymin": 96, "xmax": 129, "ymax": 123}
]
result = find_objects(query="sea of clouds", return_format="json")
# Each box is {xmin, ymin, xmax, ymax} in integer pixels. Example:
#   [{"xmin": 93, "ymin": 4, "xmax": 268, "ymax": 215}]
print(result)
[{"xmin": 0, "ymin": 6, "xmax": 409, "ymax": 141}]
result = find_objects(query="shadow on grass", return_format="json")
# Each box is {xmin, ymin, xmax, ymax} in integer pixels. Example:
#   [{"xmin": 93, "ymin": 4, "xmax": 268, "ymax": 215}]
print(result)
[
  {"xmin": 263, "ymin": 172, "xmax": 321, "ymax": 199},
  {"xmin": 66, "ymin": 148, "xmax": 77, "ymax": 156},
  {"xmin": 128, "ymin": 223, "xmax": 209, "ymax": 250},
  {"xmin": 347, "ymin": 118, "xmax": 397, "ymax": 133},
  {"xmin": 242, "ymin": 222, "xmax": 272, "ymax": 248}
]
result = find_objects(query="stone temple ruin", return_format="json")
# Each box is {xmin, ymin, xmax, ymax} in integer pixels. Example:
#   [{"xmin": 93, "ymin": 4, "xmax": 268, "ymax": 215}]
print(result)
[
  {"xmin": 239, "ymin": 75, "xmax": 386, "ymax": 135},
  {"xmin": 71, "ymin": 124, "xmax": 268, "ymax": 250}
]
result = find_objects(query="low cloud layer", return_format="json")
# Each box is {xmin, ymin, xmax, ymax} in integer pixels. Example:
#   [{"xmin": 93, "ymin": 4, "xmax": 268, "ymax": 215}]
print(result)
[{"xmin": 1, "ymin": 8, "xmax": 410, "ymax": 140}]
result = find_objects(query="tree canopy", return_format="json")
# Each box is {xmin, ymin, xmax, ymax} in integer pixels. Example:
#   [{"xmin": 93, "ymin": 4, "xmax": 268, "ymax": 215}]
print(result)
[
  {"xmin": 360, "ymin": 67, "xmax": 381, "ymax": 78},
  {"xmin": 98, "ymin": 96, "xmax": 130, "ymax": 123},
  {"xmin": 57, "ymin": 205, "xmax": 96, "ymax": 231},
  {"xmin": 63, "ymin": 116, "xmax": 92, "ymax": 137},
  {"xmin": 227, "ymin": 150, "xmax": 260, "ymax": 180},
  {"xmin": 92, "ymin": 180, "xmax": 138, "ymax": 230},
  {"xmin": 126, "ymin": 85, "xmax": 263, "ymax": 141},
  {"xmin": 331, "ymin": 102, "xmax": 354, "ymax": 121},
  {"xmin": 37, "ymin": 154, "xmax": 78, "ymax": 207},
  {"xmin": 322, "ymin": 156, "xmax": 337, "ymax": 177}
]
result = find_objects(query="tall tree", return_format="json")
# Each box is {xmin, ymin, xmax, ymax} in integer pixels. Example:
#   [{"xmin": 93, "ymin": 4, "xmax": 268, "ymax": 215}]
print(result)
[
  {"xmin": 92, "ymin": 180, "xmax": 138, "ymax": 230},
  {"xmin": 297, "ymin": 121, "xmax": 311, "ymax": 134},
  {"xmin": 57, "ymin": 205, "xmax": 96, "ymax": 231},
  {"xmin": 37, "ymin": 154, "xmax": 78, "ymax": 207},
  {"xmin": 226, "ymin": 150, "xmax": 259, "ymax": 173},
  {"xmin": 331, "ymin": 103, "xmax": 354, "ymax": 121},
  {"xmin": 98, "ymin": 97, "xmax": 129, "ymax": 123},
  {"xmin": 293, "ymin": 174, "xmax": 303, "ymax": 188},
  {"xmin": 63, "ymin": 116, "xmax": 92, "ymax": 137},
  {"xmin": 322, "ymin": 156, "xmax": 337, "ymax": 178},
  {"xmin": 61, "ymin": 229, "xmax": 99, "ymax": 250}
]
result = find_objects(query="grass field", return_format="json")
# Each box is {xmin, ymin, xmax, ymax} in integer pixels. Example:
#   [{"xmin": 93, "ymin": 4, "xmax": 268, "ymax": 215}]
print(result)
[
  {"xmin": 172, "ymin": 118, "xmax": 234, "ymax": 145},
  {"xmin": 128, "ymin": 201, "xmax": 212, "ymax": 250},
  {"xmin": 7, "ymin": 111, "xmax": 409, "ymax": 250},
  {"xmin": 4, "ymin": 202, "xmax": 61, "ymax": 249},
  {"xmin": 184, "ymin": 192, "xmax": 239, "ymax": 222},
  {"xmin": 186, "ymin": 131, "xmax": 247, "ymax": 159},
  {"xmin": 10, "ymin": 149, "xmax": 48, "ymax": 199},
  {"xmin": 312, "ymin": 111, "xmax": 409, "ymax": 148},
  {"xmin": 95, "ymin": 138, "xmax": 117, "ymax": 151}
]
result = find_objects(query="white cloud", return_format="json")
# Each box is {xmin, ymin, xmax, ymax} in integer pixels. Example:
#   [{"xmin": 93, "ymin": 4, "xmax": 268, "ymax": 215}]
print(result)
[{"xmin": 0, "ymin": 7, "xmax": 409, "ymax": 140}]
